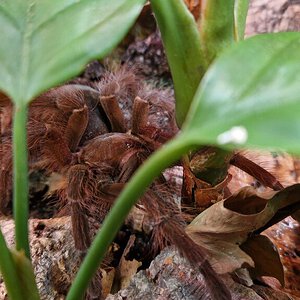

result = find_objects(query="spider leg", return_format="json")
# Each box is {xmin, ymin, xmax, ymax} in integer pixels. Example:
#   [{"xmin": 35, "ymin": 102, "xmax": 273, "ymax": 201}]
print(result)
[
  {"xmin": 100, "ymin": 95, "xmax": 127, "ymax": 132},
  {"xmin": 117, "ymin": 149, "xmax": 146, "ymax": 183},
  {"xmin": 143, "ymin": 181, "xmax": 231, "ymax": 300},
  {"xmin": 131, "ymin": 96, "xmax": 149, "ymax": 136},
  {"xmin": 67, "ymin": 165, "xmax": 92, "ymax": 251},
  {"xmin": 131, "ymin": 96, "xmax": 163, "ymax": 149},
  {"xmin": 65, "ymin": 106, "xmax": 89, "ymax": 152},
  {"xmin": 54, "ymin": 86, "xmax": 90, "ymax": 151},
  {"xmin": 67, "ymin": 164, "xmax": 104, "ymax": 298},
  {"xmin": 55, "ymin": 85, "xmax": 109, "ymax": 143},
  {"xmin": 37, "ymin": 126, "xmax": 73, "ymax": 171},
  {"xmin": 230, "ymin": 153, "xmax": 283, "ymax": 190},
  {"xmin": 96, "ymin": 182, "xmax": 124, "ymax": 221},
  {"xmin": 0, "ymin": 100, "xmax": 13, "ymax": 214},
  {"xmin": 28, "ymin": 87, "xmax": 91, "ymax": 169},
  {"xmin": 0, "ymin": 138, "xmax": 12, "ymax": 213}
]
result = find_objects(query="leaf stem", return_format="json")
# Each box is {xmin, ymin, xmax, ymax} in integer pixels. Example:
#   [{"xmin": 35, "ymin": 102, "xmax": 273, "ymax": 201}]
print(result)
[
  {"xmin": 199, "ymin": 0, "xmax": 235, "ymax": 63},
  {"xmin": 13, "ymin": 104, "xmax": 30, "ymax": 258},
  {"xmin": 234, "ymin": 0, "xmax": 250, "ymax": 41},
  {"xmin": 151, "ymin": 0, "xmax": 205, "ymax": 126},
  {"xmin": 0, "ymin": 229, "xmax": 25, "ymax": 300},
  {"xmin": 66, "ymin": 136, "xmax": 195, "ymax": 300}
]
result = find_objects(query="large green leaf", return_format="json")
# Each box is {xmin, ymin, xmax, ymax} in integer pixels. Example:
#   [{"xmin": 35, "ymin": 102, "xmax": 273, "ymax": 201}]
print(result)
[
  {"xmin": 0, "ymin": 0, "xmax": 145, "ymax": 104},
  {"xmin": 182, "ymin": 32, "xmax": 300, "ymax": 154}
]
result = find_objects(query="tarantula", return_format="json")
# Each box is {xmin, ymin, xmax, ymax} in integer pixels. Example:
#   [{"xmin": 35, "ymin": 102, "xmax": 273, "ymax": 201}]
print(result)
[{"xmin": 0, "ymin": 68, "xmax": 232, "ymax": 299}]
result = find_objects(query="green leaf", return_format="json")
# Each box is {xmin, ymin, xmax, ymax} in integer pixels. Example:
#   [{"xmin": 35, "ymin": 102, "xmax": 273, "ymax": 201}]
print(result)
[
  {"xmin": 151, "ymin": 0, "xmax": 206, "ymax": 126},
  {"xmin": 11, "ymin": 250, "xmax": 40, "ymax": 300},
  {"xmin": 0, "ymin": 0, "xmax": 145, "ymax": 104},
  {"xmin": 234, "ymin": 0, "xmax": 250, "ymax": 41},
  {"xmin": 199, "ymin": 0, "xmax": 235, "ymax": 64},
  {"xmin": 182, "ymin": 32, "xmax": 300, "ymax": 154},
  {"xmin": 0, "ymin": 230, "xmax": 25, "ymax": 300}
]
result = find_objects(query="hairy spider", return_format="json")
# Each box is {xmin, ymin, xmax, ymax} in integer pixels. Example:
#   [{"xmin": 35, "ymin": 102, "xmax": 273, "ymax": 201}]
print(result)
[
  {"xmin": 1, "ymin": 66, "xmax": 288, "ymax": 299},
  {"xmin": 0, "ymin": 68, "xmax": 232, "ymax": 299}
]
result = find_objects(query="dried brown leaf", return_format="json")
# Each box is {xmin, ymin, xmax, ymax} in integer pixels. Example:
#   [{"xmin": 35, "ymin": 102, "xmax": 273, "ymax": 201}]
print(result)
[
  {"xmin": 117, "ymin": 235, "xmax": 142, "ymax": 290},
  {"xmin": 241, "ymin": 235, "xmax": 284, "ymax": 286},
  {"xmin": 186, "ymin": 184, "xmax": 300, "ymax": 275},
  {"xmin": 184, "ymin": 0, "xmax": 201, "ymax": 20},
  {"xmin": 101, "ymin": 268, "xmax": 115, "ymax": 300},
  {"xmin": 292, "ymin": 209, "xmax": 300, "ymax": 222}
]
